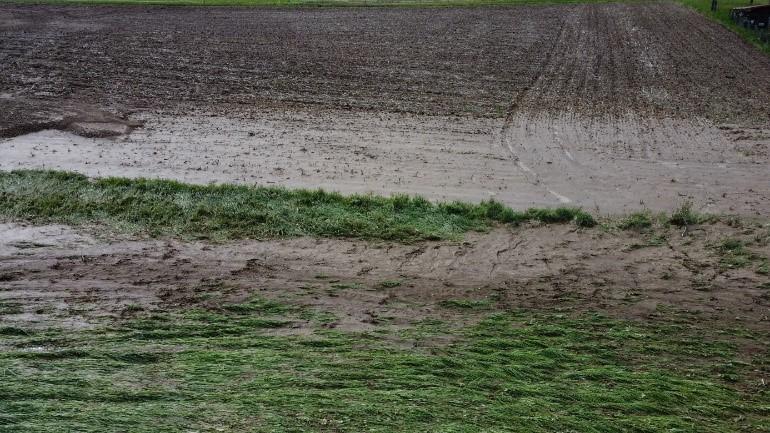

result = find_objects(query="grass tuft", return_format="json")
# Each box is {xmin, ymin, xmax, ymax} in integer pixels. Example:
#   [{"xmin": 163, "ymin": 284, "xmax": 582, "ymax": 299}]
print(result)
[
  {"xmin": 669, "ymin": 201, "xmax": 705, "ymax": 227},
  {"xmin": 718, "ymin": 238, "xmax": 752, "ymax": 268},
  {"xmin": 221, "ymin": 297, "xmax": 291, "ymax": 314},
  {"xmin": 438, "ymin": 299, "xmax": 491, "ymax": 309},
  {"xmin": 0, "ymin": 326, "xmax": 31, "ymax": 336},
  {"xmin": 618, "ymin": 211, "xmax": 654, "ymax": 230},
  {"xmin": 716, "ymin": 238, "xmax": 769, "ymax": 272}
]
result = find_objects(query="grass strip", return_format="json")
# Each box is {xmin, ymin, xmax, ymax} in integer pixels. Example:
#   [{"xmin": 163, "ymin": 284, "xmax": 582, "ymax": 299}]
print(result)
[
  {"xmin": 0, "ymin": 170, "xmax": 595, "ymax": 241},
  {"xmin": 0, "ymin": 302, "xmax": 767, "ymax": 432}
]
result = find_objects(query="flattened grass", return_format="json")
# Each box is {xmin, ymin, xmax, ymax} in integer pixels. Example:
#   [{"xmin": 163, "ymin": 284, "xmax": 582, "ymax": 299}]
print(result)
[
  {"xmin": 0, "ymin": 302, "xmax": 767, "ymax": 432},
  {"xmin": 0, "ymin": 170, "xmax": 595, "ymax": 241}
]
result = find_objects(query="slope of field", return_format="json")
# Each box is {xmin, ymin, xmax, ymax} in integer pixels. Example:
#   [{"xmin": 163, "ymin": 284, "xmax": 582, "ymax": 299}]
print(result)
[
  {"xmin": 2, "ymin": 3, "xmax": 770, "ymax": 125},
  {"xmin": 1, "ymin": 215, "xmax": 769, "ymax": 431},
  {"xmin": 2, "ymin": 4, "xmax": 770, "ymax": 431},
  {"xmin": 1, "ymin": 2, "xmax": 770, "ymax": 215}
]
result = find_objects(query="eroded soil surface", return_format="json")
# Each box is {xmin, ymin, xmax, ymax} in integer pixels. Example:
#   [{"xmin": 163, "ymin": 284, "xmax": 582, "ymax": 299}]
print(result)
[
  {"xmin": 1, "ymin": 3, "xmax": 770, "ymax": 213},
  {"xmin": 2, "ymin": 110, "xmax": 769, "ymax": 214},
  {"xmin": 1, "ymin": 3, "xmax": 770, "ymax": 332},
  {"xmin": 2, "ymin": 3, "xmax": 769, "ymax": 123},
  {"xmin": 1, "ymin": 222, "xmax": 768, "ymax": 333}
]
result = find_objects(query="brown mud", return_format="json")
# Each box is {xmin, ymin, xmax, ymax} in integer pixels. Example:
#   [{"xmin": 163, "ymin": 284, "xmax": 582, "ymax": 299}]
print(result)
[
  {"xmin": 1, "ymin": 4, "xmax": 770, "ymax": 334},
  {"xmin": 1, "ymin": 3, "xmax": 770, "ymax": 213},
  {"xmin": 0, "ymin": 222, "xmax": 768, "ymax": 332},
  {"xmin": 2, "ymin": 110, "xmax": 768, "ymax": 214}
]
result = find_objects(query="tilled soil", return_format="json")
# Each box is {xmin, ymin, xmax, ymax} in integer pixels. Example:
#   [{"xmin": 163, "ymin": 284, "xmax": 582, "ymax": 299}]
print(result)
[
  {"xmin": 1, "ymin": 222, "xmax": 768, "ymax": 332},
  {"xmin": 2, "ymin": 3, "xmax": 770, "ymax": 125},
  {"xmin": 1, "ymin": 3, "xmax": 769, "ymax": 214}
]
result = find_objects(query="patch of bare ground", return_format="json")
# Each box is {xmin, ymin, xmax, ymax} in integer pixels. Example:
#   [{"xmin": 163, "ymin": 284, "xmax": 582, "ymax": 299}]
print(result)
[{"xmin": 0, "ymin": 221, "xmax": 767, "ymax": 334}]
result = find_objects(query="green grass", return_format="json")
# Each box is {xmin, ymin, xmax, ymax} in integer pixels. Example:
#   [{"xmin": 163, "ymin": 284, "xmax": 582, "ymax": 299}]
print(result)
[
  {"xmin": 0, "ymin": 170, "xmax": 595, "ymax": 242},
  {"xmin": 438, "ymin": 298, "xmax": 492, "ymax": 309},
  {"xmin": 719, "ymin": 238, "xmax": 753, "ymax": 268},
  {"xmin": 669, "ymin": 201, "xmax": 708, "ymax": 227},
  {"xmin": 758, "ymin": 259, "xmax": 770, "ymax": 274},
  {"xmin": 617, "ymin": 211, "xmax": 655, "ymax": 230},
  {"xmin": 0, "ymin": 299, "xmax": 767, "ymax": 432},
  {"xmin": 0, "ymin": 302, "xmax": 24, "ymax": 316}
]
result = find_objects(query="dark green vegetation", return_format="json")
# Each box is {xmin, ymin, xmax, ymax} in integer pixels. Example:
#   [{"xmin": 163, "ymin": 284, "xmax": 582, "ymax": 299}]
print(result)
[
  {"xmin": 669, "ymin": 201, "xmax": 707, "ymax": 227},
  {"xmin": 681, "ymin": 0, "xmax": 770, "ymax": 54},
  {"xmin": 608, "ymin": 203, "xmax": 714, "ymax": 233},
  {"xmin": 0, "ymin": 296, "xmax": 768, "ymax": 432},
  {"xmin": 0, "ymin": 170, "xmax": 731, "ymax": 244},
  {"xmin": 0, "ymin": 170, "xmax": 596, "ymax": 241}
]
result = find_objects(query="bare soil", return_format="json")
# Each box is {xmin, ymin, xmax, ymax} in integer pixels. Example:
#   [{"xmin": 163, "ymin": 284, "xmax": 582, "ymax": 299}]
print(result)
[
  {"xmin": 3, "ymin": 110, "xmax": 769, "ymax": 214},
  {"xmin": 2, "ymin": 3, "xmax": 769, "ymax": 122},
  {"xmin": 1, "ymin": 3, "xmax": 769, "ymax": 213},
  {"xmin": 1, "ymin": 222, "xmax": 768, "ymax": 332}
]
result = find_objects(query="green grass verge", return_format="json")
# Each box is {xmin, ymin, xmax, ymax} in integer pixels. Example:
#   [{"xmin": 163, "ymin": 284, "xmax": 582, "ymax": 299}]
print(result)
[
  {"xmin": 0, "ymin": 300, "xmax": 767, "ymax": 432},
  {"xmin": 0, "ymin": 170, "xmax": 595, "ymax": 241}
]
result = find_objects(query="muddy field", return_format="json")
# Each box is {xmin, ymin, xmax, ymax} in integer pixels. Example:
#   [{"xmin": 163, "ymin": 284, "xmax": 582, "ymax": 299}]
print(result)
[
  {"xmin": 1, "ymin": 4, "xmax": 770, "ymax": 431},
  {"xmin": 2, "ymin": 3, "xmax": 769, "ymax": 122},
  {"xmin": 1, "ymin": 3, "xmax": 770, "ymax": 336},
  {"xmin": 1, "ymin": 3, "xmax": 770, "ymax": 213},
  {"xmin": 4, "ymin": 110, "xmax": 770, "ymax": 213},
  {"xmin": 1, "ymin": 221, "xmax": 769, "ymax": 333}
]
